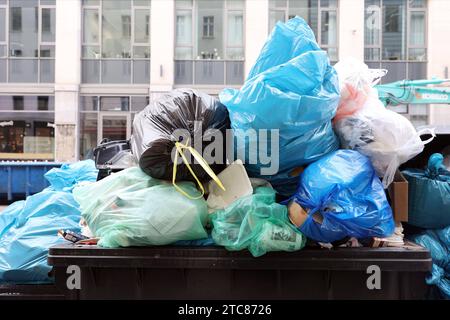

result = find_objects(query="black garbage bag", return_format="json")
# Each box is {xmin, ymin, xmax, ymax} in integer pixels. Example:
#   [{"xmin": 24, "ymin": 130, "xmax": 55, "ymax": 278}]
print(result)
[{"xmin": 131, "ymin": 89, "xmax": 230, "ymax": 182}]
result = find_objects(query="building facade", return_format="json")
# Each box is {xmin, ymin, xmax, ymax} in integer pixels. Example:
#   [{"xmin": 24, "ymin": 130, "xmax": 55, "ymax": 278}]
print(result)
[{"xmin": 0, "ymin": 0, "xmax": 449, "ymax": 162}]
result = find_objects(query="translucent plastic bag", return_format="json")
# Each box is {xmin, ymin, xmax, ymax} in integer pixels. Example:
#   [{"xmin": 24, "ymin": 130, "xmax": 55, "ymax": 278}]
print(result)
[
  {"xmin": 288, "ymin": 150, "xmax": 395, "ymax": 243},
  {"xmin": 219, "ymin": 17, "xmax": 340, "ymax": 197},
  {"xmin": 333, "ymin": 58, "xmax": 386, "ymax": 123},
  {"xmin": 0, "ymin": 160, "xmax": 98, "ymax": 284},
  {"xmin": 211, "ymin": 187, "xmax": 306, "ymax": 257},
  {"xmin": 74, "ymin": 167, "xmax": 209, "ymax": 248},
  {"xmin": 335, "ymin": 90, "xmax": 435, "ymax": 188}
]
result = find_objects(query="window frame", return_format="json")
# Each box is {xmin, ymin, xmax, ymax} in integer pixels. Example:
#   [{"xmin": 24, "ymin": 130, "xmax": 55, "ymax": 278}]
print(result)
[
  {"xmin": 1, "ymin": 0, "xmax": 56, "ymax": 83},
  {"xmin": 174, "ymin": 0, "xmax": 246, "ymax": 61},
  {"xmin": 78, "ymin": 94, "xmax": 149, "ymax": 159},
  {"xmin": 81, "ymin": 0, "xmax": 151, "ymax": 84},
  {"xmin": 364, "ymin": 0, "xmax": 428, "ymax": 63},
  {"xmin": 202, "ymin": 15, "xmax": 214, "ymax": 38},
  {"xmin": 268, "ymin": 0, "xmax": 339, "ymax": 61},
  {"xmin": 173, "ymin": 0, "xmax": 246, "ymax": 86},
  {"xmin": 0, "ymin": 3, "xmax": 7, "ymax": 60},
  {"xmin": 0, "ymin": 94, "xmax": 56, "ymax": 160}
]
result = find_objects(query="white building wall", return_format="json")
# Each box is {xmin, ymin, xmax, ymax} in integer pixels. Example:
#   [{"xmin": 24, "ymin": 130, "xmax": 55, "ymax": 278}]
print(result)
[
  {"xmin": 338, "ymin": 0, "xmax": 365, "ymax": 61},
  {"xmin": 427, "ymin": 0, "xmax": 450, "ymax": 127},
  {"xmin": 150, "ymin": 0, "xmax": 175, "ymax": 97},
  {"xmin": 54, "ymin": 0, "xmax": 82, "ymax": 162},
  {"xmin": 244, "ymin": 0, "xmax": 269, "ymax": 77}
]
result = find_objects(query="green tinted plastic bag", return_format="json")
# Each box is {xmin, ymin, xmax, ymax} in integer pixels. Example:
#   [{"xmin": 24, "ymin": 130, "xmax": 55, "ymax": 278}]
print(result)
[
  {"xmin": 211, "ymin": 187, "xmax": 306, "ymax": 257},
  {"xmin": 73, "ymin": 167, "xmax": 208, "ymax": 248},
  {"xmin": 402, "ymin": 153, "xmax": 450, "ymax": 229}
]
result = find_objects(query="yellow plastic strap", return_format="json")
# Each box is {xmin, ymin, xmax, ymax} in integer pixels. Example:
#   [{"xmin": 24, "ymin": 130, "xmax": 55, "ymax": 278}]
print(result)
[{"xmin": 172, "ymin": 141, "xmax": 226, "ymax": 200}]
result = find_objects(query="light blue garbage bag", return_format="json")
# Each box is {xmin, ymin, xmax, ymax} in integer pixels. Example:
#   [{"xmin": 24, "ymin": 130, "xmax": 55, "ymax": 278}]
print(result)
[
  {"xmin": 288, "ymin": 150, "xmax": 395, "ymax": 243},
  {"xmin": 219, "ymin": 17, "xmax": 340, "ymax": 196},
  {"xmin": 0, "ymin": 160, "xmax": 98, "ymax": 284},
  {"xmin": 411, "ymin": 226, "xmax": 450, "ymax": 299}
]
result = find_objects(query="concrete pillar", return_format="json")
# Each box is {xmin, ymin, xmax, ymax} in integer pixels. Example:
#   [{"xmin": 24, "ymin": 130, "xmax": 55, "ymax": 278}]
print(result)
[
  {"xmin": 150, "ymin": 0, "xmax": 175, "ymax": 98},
  {"xmin": 244, "ymin": 0, "xmax": 269, "ymax": 77},
  {"xmin": 427, "ymin": 0, "xmax": 450, "ymax": 126},
  {"xmin": 54, "ymin": 0, "xmax": 82, "ymax": 162},
  {"xmin": 338, "ymin": 0, "xmax": 365, "ymax": 61}
]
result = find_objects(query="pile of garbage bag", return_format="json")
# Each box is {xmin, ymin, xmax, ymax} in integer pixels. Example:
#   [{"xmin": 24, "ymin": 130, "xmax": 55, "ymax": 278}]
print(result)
[
  {"xmin": 220, "ymin": 17, "xmax": 340, "ymax": 197},
  {"xmin": 1, "ymin": 16, "xmax": 442, "ymax": 286},
  {"xmin": 0, "ymin": 161, "xmax": 98, "ymax": 284}
]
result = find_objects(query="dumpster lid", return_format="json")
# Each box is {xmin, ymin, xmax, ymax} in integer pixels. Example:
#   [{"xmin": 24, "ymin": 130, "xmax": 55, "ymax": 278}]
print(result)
[{"xmin": 48, "ymin": 243, "xmax": 432, "ymax": 272}]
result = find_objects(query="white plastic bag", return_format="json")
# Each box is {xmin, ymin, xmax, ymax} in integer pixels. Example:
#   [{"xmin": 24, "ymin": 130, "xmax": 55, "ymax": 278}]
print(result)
[
  {"xmin": 334, "ymin": 58, "xmax": 387, "ymax": 122},
  {"xmin": 335, "ymin": 89, "xmax": 435, "ymax": 188}
]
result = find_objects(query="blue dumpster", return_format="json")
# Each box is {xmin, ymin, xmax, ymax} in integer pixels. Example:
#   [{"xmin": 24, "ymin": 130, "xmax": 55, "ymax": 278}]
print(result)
[{"xmin": 0, "ymin": 162, "xmax": 63, "ymax": 202}]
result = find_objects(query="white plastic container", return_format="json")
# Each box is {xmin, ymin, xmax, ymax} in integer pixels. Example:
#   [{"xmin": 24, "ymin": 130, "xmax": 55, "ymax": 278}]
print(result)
[{"xmin": 207, "ymin": 160, "xmax": 253, "ymax": 212}]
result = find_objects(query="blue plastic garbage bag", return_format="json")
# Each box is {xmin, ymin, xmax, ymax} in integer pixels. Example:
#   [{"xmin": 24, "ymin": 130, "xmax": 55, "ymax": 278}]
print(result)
[
  {"xmin": 0, "ymin": 160, "xmax": 98, "ymax": 284},
  {"xmin": 288, "ymin": 150, "xmax": 395, "ymax": 243},
  {"xmin": 411, "ymin": 226, "xmax": 450, "ymax": 299},
  {"xmin": 44, "ymin": 160, "xmax": 99, "ymax": 191},
  {"xmin": 219, "ymin": 17, "xmax": 340, "ymax": 196},
  {"xmin": 402, "ymin": 153, "xmax": 450, "ymax": 229}
]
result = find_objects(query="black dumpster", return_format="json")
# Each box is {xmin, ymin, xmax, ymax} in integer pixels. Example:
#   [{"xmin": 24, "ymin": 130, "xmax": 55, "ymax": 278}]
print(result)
[
  {"xmin": 48, "ymin": 243, "xmax": 432, "ymax": 300},
  {"xmin": 0, "ymin": 284, "xmax": 64, "ymax": 300}
]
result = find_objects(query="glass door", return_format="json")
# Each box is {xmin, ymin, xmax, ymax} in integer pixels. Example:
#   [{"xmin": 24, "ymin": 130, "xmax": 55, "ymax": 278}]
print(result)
[{"xmin": 98, "ymin": 112, "xmax": 131, "ymax": 143}]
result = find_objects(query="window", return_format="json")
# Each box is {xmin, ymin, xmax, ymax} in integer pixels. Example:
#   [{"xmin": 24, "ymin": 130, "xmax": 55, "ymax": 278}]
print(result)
[
  {"xmin": 0, "ymin": 95, "xmax": 55, "ymax": 160},
  {"xmin": 121, "ymin": 15, "xmax": 132, "ymax": 38},
  {"xmin": 174, "ymin": 0, "xmax": 245, "ymax": 85},
  {"xmin": 42, "ymin": 8, "xmax": 51, "ymax": 32},
  {"xmin": 269, "ymin": 0, "xmax": 338, "ymax": 61},
  {"xmin": 13, "ymin": 96, "xmax": 24, "ymax": 110},
  {"xmin": 11, "ymin": 7, "xmax": 21, "ymax": 31},
  {"xmin": 0, "ymin": 6, "xmax": 6, "ymax": 83},
  {"xmin": 1, "ymin": 0, "xmax": 56, "ymax": 83},
  {"xmin": 203, "ymin": 16, "xmax": 214, "ymax": 38},
  {"xmin": 365, "ymin": 0, "xmax": 429, "ymax": 127},
  {"xmin": 81, "ymin": 0, "xmax": 151, "ymax": 84},
  {"xmin": 37, "ymin": 96, "xmax": 49, "ymax": 110},
  {"xmin": 79, "ymin": 95, "xmax": 149, "ymax": 159},
  {"xmin": 364, "ymin": 0, "xmax": 427, "ymax": 63},
  {"xmin": 384, "ymin": 5, "xmax": 400, "ymax": 32}
]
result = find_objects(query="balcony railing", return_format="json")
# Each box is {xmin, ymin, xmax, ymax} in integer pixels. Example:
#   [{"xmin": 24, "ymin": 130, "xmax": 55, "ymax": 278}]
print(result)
[
  {"xmin": 0, "ymin": 58, "xmax": 55, "ymax": 83},
  {"xmin": 175, "ymin": 60, "xmax": 244, "ymax": 86},
  {"xmin": 81, "ymin": 59, "xmax": 151, "ymax": 84}
]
